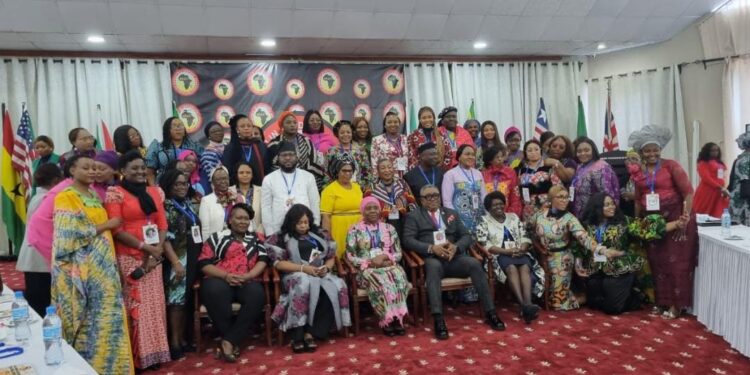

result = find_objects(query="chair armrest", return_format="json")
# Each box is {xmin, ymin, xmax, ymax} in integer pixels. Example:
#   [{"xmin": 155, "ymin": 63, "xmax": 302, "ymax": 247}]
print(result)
[
  {"xmin": 468, "ymin": 247, "xmax": 484, "ymax": 262},
  {"xmin": 192, "ymin": 281, "xmax": 201, "ymax": 290},
  {"xmin": 472, "ymin": 243, "xmax": 492, "ymax": 259},
  {"xmin": 335, "ymin": 257, "xmax": 347, "ymax": 278},
  {"xmin": 402, "ymin": 250, "xmax": 417, "ymax": 269},
  {"xmin": 342, "ymin": 255, "xmax": 358, "ymax": 276},
  {"xmin": 405, "ymin": 250, "xmax": 424, "ymax": 267}
]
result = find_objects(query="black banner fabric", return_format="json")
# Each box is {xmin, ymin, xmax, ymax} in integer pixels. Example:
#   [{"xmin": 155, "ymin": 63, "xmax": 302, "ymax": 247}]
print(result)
[{"xmin": 170, "ymin": 62, "xmax": 406, "ymax": 143}]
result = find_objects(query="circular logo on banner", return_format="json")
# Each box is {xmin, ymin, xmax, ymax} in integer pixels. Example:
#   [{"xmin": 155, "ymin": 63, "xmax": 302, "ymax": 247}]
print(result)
[
  {"xmin": 215, "ymin": 105, "xmax": 235, "ymax": 128},
  {"xmin": 382, "ymin": 69, "xmax": 404, "ymax": 95},
  {"xmin": 172, "ymin": 68, "xmax": 199, "ymax": 96},
  {"xmin": 383, "ymin": 101, "xmax": 406, "ymax": 123},
  {"xmin": 250, "ymin": 103, "xmax": 275, "ymax": 127},
  {"xmin": 288, "ymin": 104, "xmax": 305, "ymax": 114},
  {"xmin": 353, "ymin": 79, "xmax": 371, "ymax": 99},
  {"xmin": 177, "ymin": 104, "xmax": 202, "ymax": 134},
  {"xmin": 247, "ymin": 69, "xmax": 273, "ymax": 96},
  {"xmin": 353, "ymin": 104, "xmax": 372, "ymax": 121},
  {"xmin": 213, "ymin": 79, "xmax": 234, "ymax": 100},
  {"xmin": 317, "ymin": 68, "xmax": 341, "ymax": 95},
  {"xmin": 286, "ymin": 79, "xmax": 306, "ymax": 99},
  {"xmin": 319, "ymin": 102, "xmax": 342, "ymax": 126}
]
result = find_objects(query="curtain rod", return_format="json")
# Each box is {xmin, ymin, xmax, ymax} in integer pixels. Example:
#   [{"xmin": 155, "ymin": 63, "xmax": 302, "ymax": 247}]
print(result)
[
  {"xmin": 678, "ymin": 52, "xmax": 750, "ymax": 69},
  {"xmin": 585, "ymin": 66, "xmax": 670, "ymax": 83}
]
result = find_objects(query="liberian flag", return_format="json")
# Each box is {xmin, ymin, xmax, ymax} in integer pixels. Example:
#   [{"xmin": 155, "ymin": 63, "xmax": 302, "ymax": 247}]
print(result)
[
  {"xmin": 534, "ymin": 98, "xmax": 548, "ymax": 140},
  {"xmin": 602, "ymin": 92, "xmax": 620, "ymax": 152},
  {"xmin": 13, "ymin": 104, "xmax": 34, "ymax": 203}
]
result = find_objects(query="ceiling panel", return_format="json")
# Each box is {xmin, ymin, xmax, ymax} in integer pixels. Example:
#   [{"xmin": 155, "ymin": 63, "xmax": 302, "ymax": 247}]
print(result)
[
  {"xmin": 57, "ymin": 1, "xmax": 113, "ymax": 34},
  {"xmin": 573, "ymin": 16, "xmax": 614, "ymax": 40},
  {"xmin": 367, "ymin": 13, "xmax": 411, "ymax": 39},
  {"xmin": 522, "ymin": 0, "xmax": 563, "ymax": 17},
  {"xmin": 634, "ymin": 17, "xmax": 678, "ymax": 41},
  {"xmin": 540, "ymin": 17, "xmax": 584, "ymax": 41},
  {"xmin": 251, "ymin": 0, "xmax": 294, "ymax": 8},
  {"xmin": 204, "ymin": 0, "xmax": 252, "ymax": 7},
  {"xmin": 412, "ymin": 0, "xmax": 455, "ymax": 15},
  {"xmin": 477, "ymin": 15, "xmax": 519, "ymax": 40},
  {"xmin": 587, "ymin": 0, "xmax": 629, "ymax": 17},
  {"xmin": 109, "ymin": 2, "xmax": 162, "ymax": 35},
  {"xmin": 159, "ymin": 5, "xmax": 206, "ymax": 36},
  {"xmin": 331, "ymin": 11, "xmax": 373, "ymax": 39},
  {"xmin": 3, "ymin": 0, "xmax": 66, "ymax": 33},
  {"xmin": 651, "ymin": 0, "xmax": 695, "ymax": 17},
  {"xmin": 250, "ymin": 8, "xmax": 295, "ymax": 38},
  {"xmin": 506, "ymin": 16, "xmax": 552, "ymax": 41},
  {"xmin": 602, "ymin": 16, "xmax": 647, "ymax": 41},
  {"xmin": 294, "ymin": 0, "xmax": 337, "ymax": 10},
  {"xmin": 618, "ymin": 0, "xmax": 658, "ymax": 17},
  {"xmin": 404, "ymin": 14, "xmax": 449, "ymax": 40},
  {"xmin": 334, "ymin": 0, "xmax": 375, "ymax": 12},
  {"xmin": 373, "ymin": 0, "xmax": 417, "ymax": 14},
  {"xmin": 292, "ymin": 10, "xmax": 335, "ymax": 38},
  {"xmin": 490, "ymin": 0, "xmax": 531, "ymax": 16},
  {"xmin": 555, "ymin": 0, "xmax": 597, "ymax": 17},
  {"xmin": 683, "ymin": 0, "xmax": 725, "ymax": 17},
  {"xmin": 205, "ymin": 6, "xmax": 252, "ymax": 37},
  {"xmin": 450, "ymin": 0, "xmax": 494, "ymax": 15},
  {"xmin": 440, "ymin": 15, "xmax": 484, "ymax": 41}
]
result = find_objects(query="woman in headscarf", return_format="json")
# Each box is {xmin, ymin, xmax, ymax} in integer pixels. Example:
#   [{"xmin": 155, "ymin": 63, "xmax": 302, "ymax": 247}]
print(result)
[
  {"xmin": 437, "ymin": 106, "xmax": 474, "ymax": 169},
  {"xmin": 345, "ymin": 196, "xmax": 410, "ymax": 336},
  {"xmin": 93, "ymin": 151, "xmax": 120, "ymax": 201},
  {"xmin": 407, "ymin": 106, "xmax": 453, "ymax": 171},
  {"xmin": 321, "ymin": 154, "xmax": 363, "ymax": 258},
  {"xmin": 145, "ymin": 116, "xmax": 204, "ymax": 185},
  {"xmin": 569, "ymin": 137, "xmax": 620, "ymax": 217},
  {"xmin": 504, "ymin": 126, "xmax": 523, "ymax": 169},
  {"xmin": 363, "ymin": 158, "xmax": 417, "ymax": 237},
  {"xmin": 222, "ymin": 114, "xmax": 267, "ymax": 187},
  {"xmin": 267, "ymin": 111, "xmax": 326, "ymax": 191},
  {"xmin": 693, "ymin": 142, "xmax": 730, "ymax": 217},
  {"xmin": 200, "ymin": 121, "xmax": 227, "ymax": 193},
  {"xmin": 627, "ymin": 125, "xmax": 697, "ymax": 319},
  {"xmin": 177, "ymin": 149, "xmax": 205, "ymax": 197},
  {"xmin": 729, "ymin": 129, "xmax": 750, "ymax": 225},
  {"xmin": 113, "ymin": 125, "xmax": 146, "ymax": 157},
  {"xmin": 476, "ymin": 120, "xmax": 502, "ymax": 170},
  {"xmin": 481, "ymin": 145, "xmax": 522, "ymax": 216},
  {"xmin": 371, "ymin": 112, "xmax": 410, "ymax": 178},
  {"xmin": 325, "ymin": 120, "xmax": 373, "ymax": 186},
  {"xmin": 105, "ymin": 150, "xmax": 170, "ymax": 370}
]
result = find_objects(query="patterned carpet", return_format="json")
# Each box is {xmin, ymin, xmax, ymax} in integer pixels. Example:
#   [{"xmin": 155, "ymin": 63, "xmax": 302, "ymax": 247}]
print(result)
[{"xmin": 3, "ymin": 261, "xmax": 749, "ymax": 374}]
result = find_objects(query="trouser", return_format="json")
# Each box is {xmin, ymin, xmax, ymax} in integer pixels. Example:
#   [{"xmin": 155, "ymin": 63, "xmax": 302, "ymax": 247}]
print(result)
[
  {"xmin": 24, "ymin": 272, "xmax": 51, "ymax": 316},
  {"xmin": 586, "ymin": 272, "xmax": 636, "ymax": 315},
  {"xmin": 425, "ymin": 255, "xmax": 494, "ymax": 315},
  {"xmin": 200, "ymin": 277, "xmax": 265, "ymax": 346},
  {"xmin": 288, "ymin": 288, "xmax": 335, "ymax": 342}
]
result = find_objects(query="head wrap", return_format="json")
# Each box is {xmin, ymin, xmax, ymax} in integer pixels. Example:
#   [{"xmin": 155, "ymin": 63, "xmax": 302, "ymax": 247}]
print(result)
[
  {"xmin": 737, "ymin": 129, "xmax": 750, "ymax": 150},
  {"xmin": 360, "ymin": 196, "xmax": 381, "ymax": 215},
  {"xmin": 277, "ymin": 111, "xmax": 297, "ymax": 133},
  {"xmin": 327, "ymin": 153, "xmax": 355, "ymax": 180},
  {"xmin": 94, "ymin": 151, "xmax": 118, "ymax": 171},
  {"xmin": 627, "ymin": 125, "xmax": 672, "ymax": 150},
  {"xmin": 504, "ymin": 126, "xmax": 521, "ymax": 141},
  {"xmin": 417, "ymin": 142, "xmax": 436, "ymax": 154},
  {"xmin": 177, "ymin": 149, "xmax": 201, "ymax": 185},
  {"xmin": 438, "ymin": 106, "xmax": 458, "ymax": 119},
  {"xmin": 209, "ymin": 165, "xmax": 229, "ymax": 182}
]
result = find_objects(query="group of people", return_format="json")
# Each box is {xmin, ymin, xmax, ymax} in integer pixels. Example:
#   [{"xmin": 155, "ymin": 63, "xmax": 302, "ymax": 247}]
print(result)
[{"xmin": 13, "ymin": 105, "xmax": 750, "ymax": 374}]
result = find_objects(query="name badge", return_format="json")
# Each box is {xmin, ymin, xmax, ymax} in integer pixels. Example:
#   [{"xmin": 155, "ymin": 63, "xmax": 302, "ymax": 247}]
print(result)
[
  {"xmin": 593, "ymin": 252, "xmax": 607, "ymax": 263},
  {"xmin": 718, "ymin": 168, "xmax": 725, "ymax": 179},
  {"xmin": 522, "ymin": 187, "xmax": 531, "ymax": 203},
  {"xmin": 191, "ymin": 225, "xmax": 202, "ymax": 243},
  {"xmin": 388, "ymin": 209, "xmax": 400, "ymax": 220},
  {"xmin": 503, "ymin": 241, "xmax": 516, "ymax": 249},
  {"xmin": 569, "ymin": 187, "xmax": 575, "ymax": 202},
  {"xmin": 395, "ymin": 157, "xmax": 408, "ymax": 171},
  {"xmin": 308, "ymin": 249, "xmax": 322, "ymax": 264},
  {"xmin": 370, "ymin": 248, "xmax": 383, "ymax": 259},
  {"xmin": 472, "ymin": 194, "xmax": 480, "ymax": 209},
  {"xmin": 142, "ymin": 224, "xmax": 159, "ymax": 245},
  {"xmin": 646, "ymin": 193, "xmax": 660, "ymax": 211},
  {"xmin": 433, "ymin": 230, "xmax": 447, "ymax": 246},
  {"xmin": 285, "ymin": 195, "xmax": 295, "ymax": 209}
]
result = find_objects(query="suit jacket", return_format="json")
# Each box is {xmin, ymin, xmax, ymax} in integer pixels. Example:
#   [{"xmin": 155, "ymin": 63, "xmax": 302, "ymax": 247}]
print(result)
[{"xmin": 403, "ymin": 206, "xmax": 473, "ymax": 258}]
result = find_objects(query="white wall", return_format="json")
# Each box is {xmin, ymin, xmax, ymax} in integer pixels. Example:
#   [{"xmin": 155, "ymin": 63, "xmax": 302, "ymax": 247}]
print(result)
[{"xmin": 586, "ymin": 23, "xmax": 725, "ymax": 159}]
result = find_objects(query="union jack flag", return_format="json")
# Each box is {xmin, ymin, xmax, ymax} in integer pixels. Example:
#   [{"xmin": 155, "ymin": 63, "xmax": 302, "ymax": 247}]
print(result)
[
  {"xmin": 534, "ymin": 98, "xmax": 548, "ymax": 140},
  {"xmin": 12, "ymin": 104, "xmax": 35, "ymax": 202},
  {"xmin": 602, "ymin": 92, "xmax": 619, "ymax": 152}
]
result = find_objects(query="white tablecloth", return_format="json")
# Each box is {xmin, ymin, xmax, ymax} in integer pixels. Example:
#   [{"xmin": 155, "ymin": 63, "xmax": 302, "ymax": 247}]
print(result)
[
  {"xmin": 694, "ymin": 225, "xmax": 750, "ymax": 358},
  {"xmin": 0, "ymin": 285, "xmax": 98, "ymax": 375}
]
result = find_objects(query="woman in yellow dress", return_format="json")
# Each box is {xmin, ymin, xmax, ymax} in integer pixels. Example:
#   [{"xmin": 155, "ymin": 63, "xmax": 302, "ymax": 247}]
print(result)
[
  {"xmin": 51, "ymin": 154, "xmax": 134, "ymax": 374},
  {"xmin": 321, "ymin": 154, "xmax": 363, "ymax": 258}
]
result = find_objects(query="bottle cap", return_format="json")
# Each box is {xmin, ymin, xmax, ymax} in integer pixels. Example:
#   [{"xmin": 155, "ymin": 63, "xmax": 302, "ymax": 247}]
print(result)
[
  {"xmin": 14, "ymin": 291, "xmax": 23, "ymax": 298},
  {"xmin": 46, "ymin": 305, "xmax": 56, "ymax": 315}
]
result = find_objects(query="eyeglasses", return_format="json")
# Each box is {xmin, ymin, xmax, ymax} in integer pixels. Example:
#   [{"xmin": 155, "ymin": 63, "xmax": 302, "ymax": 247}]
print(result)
[
  {"xmin": 422, "ymin": 193, "xmax": 440, "ymax": 199},
  {"xmin": 339, "ymin": 168, "xmax": 354, "ymax": 174},
  {"xmin": 554, "ymin": 195, "xmax": 570, "ymax": 200}
]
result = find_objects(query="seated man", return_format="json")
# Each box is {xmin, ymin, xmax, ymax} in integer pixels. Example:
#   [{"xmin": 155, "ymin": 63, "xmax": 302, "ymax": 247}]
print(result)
[{"xmin": 403, "ymin": 184, "xmax": 505, "ymax": 340}]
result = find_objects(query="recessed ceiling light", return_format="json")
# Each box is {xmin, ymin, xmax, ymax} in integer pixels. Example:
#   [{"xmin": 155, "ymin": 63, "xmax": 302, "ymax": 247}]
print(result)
[
  {"xmin": 260, "ymin": 39, "xmax": 276, "ymax": 47},
  {"xmin": 473, "ymin": 41, "xmax": 487, "ymax": 49},
  {"xmin": 87, "ymin": 35, "xmax": 105, "ymax": 43},
  {"xmin": 597, "ymin": 43, "xmax": 607, "ymax": 50}
]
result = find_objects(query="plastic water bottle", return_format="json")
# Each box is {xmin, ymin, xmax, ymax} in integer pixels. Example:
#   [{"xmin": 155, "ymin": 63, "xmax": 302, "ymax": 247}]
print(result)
[
  {"xmin": 721, "ymin": 208, "xmax": 732, "ymax": 238},
  {"xmin": 11, "ymin": 291, "xmax": 30, "ymax": 345},
  {"xmin": 43, "ymin": 305, "xmax": 64, "ymax": 366}
]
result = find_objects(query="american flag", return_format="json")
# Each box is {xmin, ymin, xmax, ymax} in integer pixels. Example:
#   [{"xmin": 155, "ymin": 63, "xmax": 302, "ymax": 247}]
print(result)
[
  {"xmin": 533, "ymin": 98, "xmax": 548, "ymax": 140},
  {"xmin": 602, "ymin": 92, "xmax": 620, "ymax": 152},
  {"xmin": 12, "ymin": 104, "xmax": 35, "ymax": 202}
]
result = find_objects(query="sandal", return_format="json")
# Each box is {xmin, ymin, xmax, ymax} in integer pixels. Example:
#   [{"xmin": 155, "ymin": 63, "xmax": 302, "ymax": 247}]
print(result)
[
  {"xmin": 650, "ymin": 306, "xmax": 664, "ymax": 316},
  {"xmin": 303, "ymin": 335, "xmax": 318, "ymax": 353},
  {"xmin": 291, "ymin": 340, "xmax": 306, "ymax": 354},
  {"xmin": 661, "ymin": 307, "xmax": 680, "ymax": 320}
]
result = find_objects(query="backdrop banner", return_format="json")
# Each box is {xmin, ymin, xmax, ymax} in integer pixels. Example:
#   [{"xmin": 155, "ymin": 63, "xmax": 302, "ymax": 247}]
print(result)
[{"xmin": 170, "ymin": 62, "xmax": 405, "ymax": 142}]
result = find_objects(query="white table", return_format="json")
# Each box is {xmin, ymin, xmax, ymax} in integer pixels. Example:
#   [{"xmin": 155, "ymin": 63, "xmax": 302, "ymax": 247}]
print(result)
[
  {"xmin": 0, "ymin": 286, "xmax": 98, "ymax": 375},
  {"xmin": 694, "ymin": 225, "xmax": 750, "ymax": 358}
]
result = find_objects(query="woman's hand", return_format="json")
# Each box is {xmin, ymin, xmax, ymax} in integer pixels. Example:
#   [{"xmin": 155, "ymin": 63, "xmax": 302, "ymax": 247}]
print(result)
[
  {"xmin": 144, "ymin": 256, "xmax": 160, "ymax": 273},
  {"xmin": 224, "ymin": 273, "xmax": 244, "ymax": 286},
  {"xmin": 371, "ymin": 254, "xmax": 390, "ymax": 268},
  {"xmin": 721, "ymin": 188, "xmax": 731, "ymax": 199},
  {"xmin": 143, "ymin": 244, "xmax": 163, "ymax": 260},
  {"xmin": 172, "ymin": 262, "xmax": 186, "ymax": 281},
  {"xmin": 105, "ymin": 217, "xmax": 122, "ymax": 231},
  {"xmin": 605, "ymin": 249, "xmax": 625, "ymax": 260},
  {"xmin": 621, "ymin": 191, "xmax": 635, "ymax": 202}
]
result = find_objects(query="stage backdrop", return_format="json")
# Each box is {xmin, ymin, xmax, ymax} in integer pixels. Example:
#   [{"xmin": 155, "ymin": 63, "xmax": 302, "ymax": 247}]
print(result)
[{"xmin": 170, "ymin": 62, "xmax": 405, "ymax": 143}]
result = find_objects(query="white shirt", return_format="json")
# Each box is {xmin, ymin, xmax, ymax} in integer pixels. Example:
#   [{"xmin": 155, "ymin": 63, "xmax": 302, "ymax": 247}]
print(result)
[{"xmin": 261, "ymin": 168, "xmax": 320, "ymax": 236}]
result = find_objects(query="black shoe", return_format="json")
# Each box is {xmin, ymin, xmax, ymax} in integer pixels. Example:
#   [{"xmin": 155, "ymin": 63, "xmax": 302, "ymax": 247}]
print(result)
[
  {"xmin": 527, "ymin": 304, "xmax": 541, "ymax": 320},
  {"xmin": 181, "ymin": 343, "xmax": 197, "ymax": 353},
  {"xmin": 434, "ymin": 316, "xmax": 449, "ymax": 340},
  {"xmin": 170, "ymin": 347, "xmax": 185, "ymax": 360},
  {"xmin": 382, "ymin": 325, "xmax": 396, "ymax": 337},
  {"xmin": 485, "ymin": 311, "xmax": 506, "ymax": 331},
  {"xmin": 393, "ymin": 321, "xmax": 406, "ymax": 336}
]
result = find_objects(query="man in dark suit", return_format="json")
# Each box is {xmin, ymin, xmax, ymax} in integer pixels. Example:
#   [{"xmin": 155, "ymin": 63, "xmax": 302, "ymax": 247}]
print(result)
[{"xmin": 403, "ymin": 184, "xmax": 505, "ymax": 340}]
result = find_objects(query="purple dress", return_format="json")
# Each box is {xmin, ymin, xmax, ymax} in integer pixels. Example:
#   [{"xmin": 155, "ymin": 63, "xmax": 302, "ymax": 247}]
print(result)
[{"xmin": 570, "ymin": 159, "xmax": 620, "ymax": 217}]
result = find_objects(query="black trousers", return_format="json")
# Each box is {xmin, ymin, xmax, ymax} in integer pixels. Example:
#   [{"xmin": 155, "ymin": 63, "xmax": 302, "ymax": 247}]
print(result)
[
  {"xmin": 200, "ymin": 277, "xmax": 265, "ymax": 346},
  {"xmin": 424, "ymin": 255, "xmax": 494, "ymax": 316},
  {"xmin": 288, "ymin": 288, "xmax": 335, "ymax": 342},
  {"xmin": 24, "ymin": 272, "xmax": 51, "ymax": 316},
  {"xmin": 586, "ymin": 272, "xmax": 636, "ymax": 315}
]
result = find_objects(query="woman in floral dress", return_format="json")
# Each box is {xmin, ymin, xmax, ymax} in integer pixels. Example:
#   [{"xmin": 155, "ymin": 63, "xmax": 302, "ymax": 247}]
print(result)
[{"xmin": 370, "ymin": 112, "xmax": 410, "ymax": 179}]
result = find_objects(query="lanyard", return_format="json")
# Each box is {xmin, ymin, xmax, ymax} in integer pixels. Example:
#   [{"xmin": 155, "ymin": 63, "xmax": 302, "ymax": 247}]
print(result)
[
  {"xmin": 240, "ymin": 187, "xmax": 254, "ymax": 205},
  {"xmin": 171, "ymin": 199, "xmax": 197, "ymax": 225},
  {"xmin": 459, "ymin": 167, "xmax": 476, "ymax": 188},
  {"xmin": 418, "ymin": 166, "xmax": 435, "ymax": 186},
  {"xmin": 522, "ymin": 161, "xmax": 542, "ymax": 185},
  {"xmin": 386, "ymin": 135, "xmax": 403, "ymax": 156},
  {"xmin": 502, "ymin": 226, "xmax": 514, "ymax": 244},
  {"xmin": 492, "ymin": 174, "xmax": 500, "ymax": 192},
  {"xmin": 429, "ymin": 210, "xmax": 443, "ymax": 230},
  {"xmin": 301, "ymin": 235, "xmax": 319, "ymax": 249},
  {"xmin": 595, "ymin": 224, "xmax": 607, "ymax": 243},
  {"xmin": 0, "ymin": 343, "xmax": 23, "ymax": 359},
  {"xmin": 340, "ymin": 143, "xmax": 352, "ymax": 153},
  {"xmin": 447, "ymin": 131, "xmax": 457, "ymax": 149},
  {"xmin": 242, "ymin": 145, "xmax": 253, "ymax": 163},
  {"xmin": 646, "ymin": 161, "xmax": 661, "ymax": 193},
  {"xmin": 367, "ymin": 224, "xmax": 382, "ymax": 248},
  {"xmin": 382, "ymin": 182, "xmax": 397, "ymax": 204},
  {"xmin": 282, "ymin": 171, "xmax": 297, "ymax": 196}
]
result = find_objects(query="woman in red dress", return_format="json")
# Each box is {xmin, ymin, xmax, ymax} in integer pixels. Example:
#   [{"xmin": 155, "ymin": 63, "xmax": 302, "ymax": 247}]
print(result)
[{"xmin": 693, "ymin": 142, "xmax": 730, "ymax": 217}]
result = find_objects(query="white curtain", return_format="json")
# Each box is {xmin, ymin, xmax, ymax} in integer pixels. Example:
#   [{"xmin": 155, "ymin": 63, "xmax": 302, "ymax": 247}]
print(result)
[
  {"xmin": 700, "ymin": 0, "xmax": 750, "ymax": 59},
  {"xmin": 521, "ymin": 61, "xmax": 583, "ymax": 141},
  {"xmin": 587, "ymin": 66, "xmax": 690, "ymax": 177},
  {"xmin": 404, "ymin": 63, "xmax": 453, "ymax": 132},
  {"xmin": 122, "ymin": 60, "xmax": 173, "ymax": 144},
  {"xmin": 723, "ymin": 56, "xmax": 750, "ymax": 165}
]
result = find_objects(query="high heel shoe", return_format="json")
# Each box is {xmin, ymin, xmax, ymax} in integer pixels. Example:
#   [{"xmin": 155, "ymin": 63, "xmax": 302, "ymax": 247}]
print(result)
[{"xmin": 214, "ymin": 341, "xmax": 237, "ymax": 363}]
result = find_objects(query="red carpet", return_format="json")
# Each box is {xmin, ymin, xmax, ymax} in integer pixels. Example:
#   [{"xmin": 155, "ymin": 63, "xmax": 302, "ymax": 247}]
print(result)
[{"xmin": 157, "ymin": 306, "xmax": 750, "ymax": 375}]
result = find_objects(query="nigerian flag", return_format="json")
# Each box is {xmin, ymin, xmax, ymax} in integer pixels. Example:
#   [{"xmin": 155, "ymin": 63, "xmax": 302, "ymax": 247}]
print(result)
[
  {"xmin": 408, "ymin": 99, "xmax": 417, "ymax": 133},
  {"xmin": 576, "ymin": 96, "xmax": 587, "ymax": 137},
  {"xmin": 468, "ymin": 99, "xmax": 476, "ymax": 120}
]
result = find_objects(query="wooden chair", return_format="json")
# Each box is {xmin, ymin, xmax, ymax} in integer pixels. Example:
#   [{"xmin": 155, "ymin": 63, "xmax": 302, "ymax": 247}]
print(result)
[
  {"xmin": 342, "ymin": 252, "xmax": 421, "ymax": 335},
  {"xmin": 193, "ymin": 268, "xmax": 274, "ymax": 352},
  {"xmin": 531, "ymin": 239, "xmax": 552, "ymax": 310},
  {"xmin": 404, "ymin": 244, "xmax": 491, "ymax": 323},
  {"xmin": 272, "ymin": 258, "xmax": 350, "ymax": 346}
]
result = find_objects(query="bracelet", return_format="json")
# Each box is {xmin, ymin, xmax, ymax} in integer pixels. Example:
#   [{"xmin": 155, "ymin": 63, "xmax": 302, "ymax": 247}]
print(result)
[{"xmin": 300, "ymin": 264, "xmax": 304, "ymax": 273}]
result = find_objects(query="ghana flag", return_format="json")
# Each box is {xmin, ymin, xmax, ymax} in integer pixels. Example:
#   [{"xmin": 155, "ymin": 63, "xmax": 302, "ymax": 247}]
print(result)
[{"xmin": 2, "ymin": 104, "xmax": 26, "ymax": 254}]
